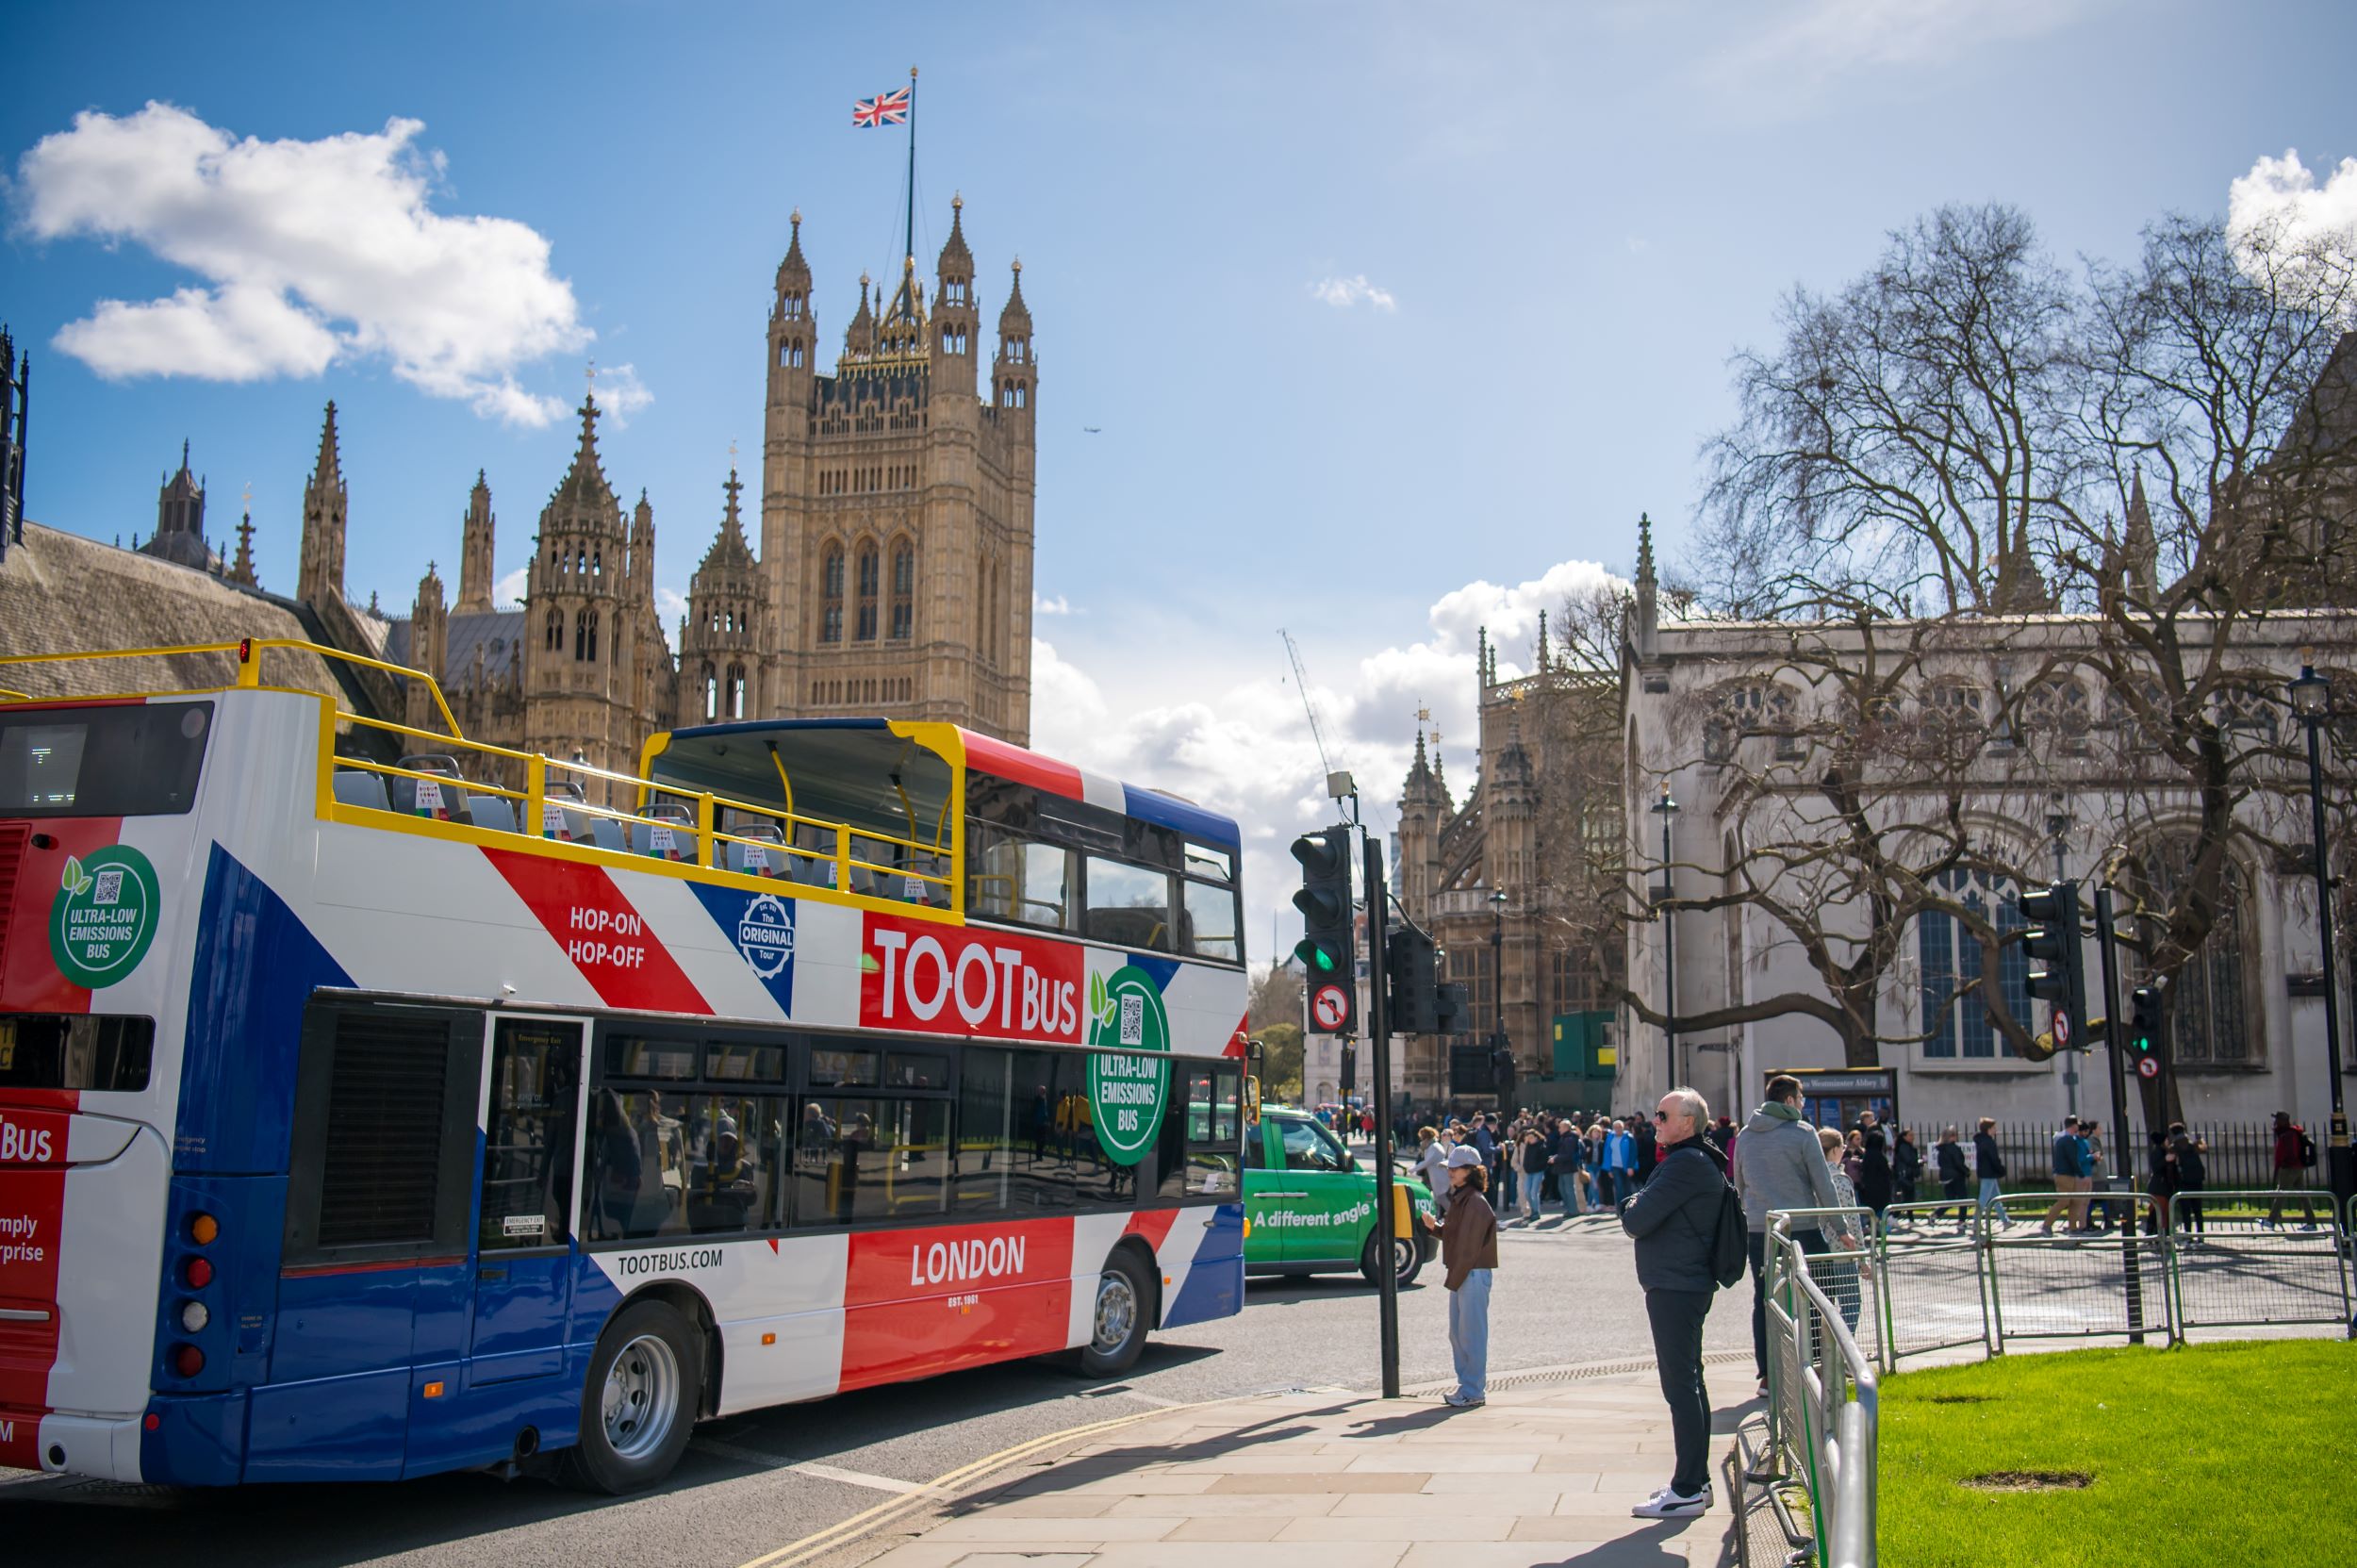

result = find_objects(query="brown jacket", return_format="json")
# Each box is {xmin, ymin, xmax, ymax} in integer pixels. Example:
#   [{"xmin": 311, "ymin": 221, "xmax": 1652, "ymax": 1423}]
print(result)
[{"xmin": 1433, "ymin": 1187, "xmax": 1499, "ymax": 1291}]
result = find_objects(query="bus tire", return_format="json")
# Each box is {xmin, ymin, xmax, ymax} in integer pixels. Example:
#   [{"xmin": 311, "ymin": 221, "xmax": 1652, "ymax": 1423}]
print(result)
[
  {"xmin": 560, "ymin": 1299, "xmax": 703, "ymax": 1494},
  {"xmin": 1076, "ymin": 1249, "xmax": 1153, "ymax": 1378},
  {"xmin": 1361, "ymin": 1228, "xmax": 1423, "ymax": 1289}
]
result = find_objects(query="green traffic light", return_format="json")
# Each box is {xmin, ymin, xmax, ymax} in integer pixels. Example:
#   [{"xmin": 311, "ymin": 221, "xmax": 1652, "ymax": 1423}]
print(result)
[{"xmin": 1295, "ymin": 938, "xmax": 1338, "ymax": 973}]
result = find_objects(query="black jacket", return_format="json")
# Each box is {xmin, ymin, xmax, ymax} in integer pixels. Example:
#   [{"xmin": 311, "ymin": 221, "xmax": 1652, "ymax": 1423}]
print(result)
[
  {"xmin": 1619, "ymin": 1140, "xmax": 1724, "ymax": 1294},
  {"xmin": 1937, "ymin": 1141, "xmax": 1969, "ymax": 1184},
  {"xmin": 1973, "ymin": 1131, "xmax": 2006, "ymax": 1180}
]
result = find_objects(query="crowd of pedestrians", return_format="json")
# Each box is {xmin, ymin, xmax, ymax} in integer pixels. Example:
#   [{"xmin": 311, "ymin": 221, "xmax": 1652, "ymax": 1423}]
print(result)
[{"xmin": 1388, "ymin": 1106, "xmax": 1668, "ymax": 1222}]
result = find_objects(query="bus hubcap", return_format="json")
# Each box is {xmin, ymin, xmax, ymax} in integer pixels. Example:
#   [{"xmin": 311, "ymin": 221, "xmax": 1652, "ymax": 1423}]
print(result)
[
  {"xmin": 1094, "ymin": 1273, "xmax": 1137, "ymax": 1353},
  {"xmin": 602, "ymin": 1333, "xmax": 680, "ymax": 1461}
]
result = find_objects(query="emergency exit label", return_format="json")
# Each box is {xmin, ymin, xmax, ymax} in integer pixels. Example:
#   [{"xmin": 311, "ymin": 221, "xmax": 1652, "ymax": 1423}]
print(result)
[{"xmin": 49, "ymin": 845, "xmax": 159, "ymax": 989}]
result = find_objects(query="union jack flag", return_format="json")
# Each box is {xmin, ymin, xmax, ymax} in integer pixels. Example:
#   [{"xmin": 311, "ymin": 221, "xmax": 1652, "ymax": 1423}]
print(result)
[{"xmin": 853, "ymin": 88, "xmax": 911, "ymax": 127}]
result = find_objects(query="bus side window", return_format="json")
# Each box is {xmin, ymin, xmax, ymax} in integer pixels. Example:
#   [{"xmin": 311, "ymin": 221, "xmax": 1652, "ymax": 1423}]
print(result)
[{"xmin": 1082, "ymin": 856, "xmax": 1172, "ymax": 952}]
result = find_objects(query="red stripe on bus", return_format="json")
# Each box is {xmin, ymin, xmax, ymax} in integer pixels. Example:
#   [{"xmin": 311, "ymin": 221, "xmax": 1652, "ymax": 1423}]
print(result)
[
  {"xmin": 957, "ymin": 731, "xmax": 1084, "ymax": 801},
  {"xmin": 480, "ymin": 848, "xmax": 712, "ymax": 1016},
  {"xmin": 1121, "ymin": 1208, "xmax": 1179, "ymax": 1252},
  {"xmin": 0, "ymin": 1101, "xmax": 72, "ymax": 1422},
  {"xmin": 279, "ymin": 1255, "xmax": 467, "ymax": 1278}
]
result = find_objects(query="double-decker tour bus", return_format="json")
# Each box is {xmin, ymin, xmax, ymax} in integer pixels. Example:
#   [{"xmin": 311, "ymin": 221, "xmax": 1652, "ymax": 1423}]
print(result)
[{"xmin": 0, "ymin": 639, "xmax": 1247, "ymax": 1492}]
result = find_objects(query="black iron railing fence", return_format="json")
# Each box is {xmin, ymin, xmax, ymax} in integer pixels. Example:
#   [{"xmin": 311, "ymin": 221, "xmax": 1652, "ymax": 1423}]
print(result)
[{"xmin": 1896, "ymin": 1120, "xmax": 2290, "ymax": 1190}]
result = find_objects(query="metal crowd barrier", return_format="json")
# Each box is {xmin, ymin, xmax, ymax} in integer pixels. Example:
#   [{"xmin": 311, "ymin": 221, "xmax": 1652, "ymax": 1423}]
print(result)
[
  {"xmin": 1875, "ymin": 1197, "xmax": 1992, "ymax": 1362},
  {"xmin": 2167, "ymin": 1188, "xmax": 2351, "ymax": 1337},
  {"xmin": 1763, "ymin": 1227, "xmax": 1878, "ymax": 1568},
  {"xmin": 1983, "ymin": 1189, "xmax": 2172, "ymax": 1348}
]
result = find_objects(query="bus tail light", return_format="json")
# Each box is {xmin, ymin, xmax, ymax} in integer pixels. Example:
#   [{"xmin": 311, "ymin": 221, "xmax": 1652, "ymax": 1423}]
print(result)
[
  {"xmin": 173, "ymin": 1345, "xmax": 205, "ymax": 1378},
  {"xmin": 180, "ymin": 1302, "xmax": 210, "ymax": 1333},
  {"xmin": 189, "ymin": 1213, "xmax": 219, "ymax": 1246},
  {"xmin": 183, "ymin": 1257, "xmax": 213, "ymax": 1289}
]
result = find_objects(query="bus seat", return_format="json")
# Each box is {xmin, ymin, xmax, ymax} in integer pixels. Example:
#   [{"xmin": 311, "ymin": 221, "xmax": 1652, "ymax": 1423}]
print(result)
[
  {"xmin": 589, "ymin": 817, "xmax": 628, "ymax": 853},
  {"xmin": 387, "ymin": 774, "xmax": 469, "ymax": 820},
  {"xmin": 467, "ymin": 797, "xmax": 519, "ymax": 834},
  {"xmin": 332, "ymin": 771, "xmax": 392, "ymax": 813},
  {"xmin": 729, "ymin": 841, "xmax": 779, "ymax": 877}
]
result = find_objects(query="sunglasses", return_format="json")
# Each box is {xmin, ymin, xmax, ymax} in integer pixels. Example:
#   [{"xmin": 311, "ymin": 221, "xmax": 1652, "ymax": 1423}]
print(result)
[{"xmin": 1654, "ymin": 1111, "xmax": 1673, "ymax": 1122}]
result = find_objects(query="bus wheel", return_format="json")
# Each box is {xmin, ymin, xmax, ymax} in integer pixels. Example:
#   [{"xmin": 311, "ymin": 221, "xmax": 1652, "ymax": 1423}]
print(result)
[
  {"xmin": 1078, "ymin": 1251, "xmax": 1151, "ymax": 1377},
  {"xmin": 1361, "ymin": 1230, "xmax": 1422, "ymax": 1289},
  {"xmin": 561, "ymin": 1299, "xmax": 703, "ymax": 1494}
]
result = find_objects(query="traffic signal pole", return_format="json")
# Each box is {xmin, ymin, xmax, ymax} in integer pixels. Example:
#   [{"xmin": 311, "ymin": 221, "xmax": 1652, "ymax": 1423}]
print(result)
[
  {"xmin": 2093, "ymin": 885, "xmax": 2144, "ymax": 1345},
  {"xmin": 1361, "ymin": 833, "xmax": 1401, "ymax": 1398}
]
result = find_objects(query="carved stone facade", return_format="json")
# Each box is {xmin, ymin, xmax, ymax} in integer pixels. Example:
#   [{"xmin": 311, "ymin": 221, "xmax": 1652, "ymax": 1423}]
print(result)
[{"xmin": 760, "ymin": 199, "xmax": 1037, "ymax": 743}]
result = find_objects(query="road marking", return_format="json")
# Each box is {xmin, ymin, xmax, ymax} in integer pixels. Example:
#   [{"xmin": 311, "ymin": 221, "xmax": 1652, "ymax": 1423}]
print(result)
[
  {"xmin": 787, "ymin": 1461, "xmax": 931, "ymax": 1495},
  {"xmin": 734, "ymin": 1396, "xmax": 1223, "ymax": 1568}
]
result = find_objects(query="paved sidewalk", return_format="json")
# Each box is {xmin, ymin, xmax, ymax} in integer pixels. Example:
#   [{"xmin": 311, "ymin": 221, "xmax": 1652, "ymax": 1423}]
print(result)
[{"xmin": 849, "ymin": 1372, "xmax": 1747, "ymax": 1568}]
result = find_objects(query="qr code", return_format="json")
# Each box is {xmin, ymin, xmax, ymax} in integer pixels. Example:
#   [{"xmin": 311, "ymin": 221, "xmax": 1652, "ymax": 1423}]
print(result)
[
  {"xmin": 93, "ymin": 869, "xmax": 124, "ymax": 905},
  {"xmin": 1120, "ymin": 993, "xmax": 1144, "ymax": 1047}
]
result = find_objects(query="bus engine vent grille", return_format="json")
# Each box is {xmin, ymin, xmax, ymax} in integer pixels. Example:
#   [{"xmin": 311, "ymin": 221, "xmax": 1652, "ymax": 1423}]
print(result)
[
  {"xmin": 0, "ymin": 823, "xmax": 25, "ymax": 978},
  {"xmin": 317, "ymin": 1013, "xmax": 452, "ymax": 1248}
]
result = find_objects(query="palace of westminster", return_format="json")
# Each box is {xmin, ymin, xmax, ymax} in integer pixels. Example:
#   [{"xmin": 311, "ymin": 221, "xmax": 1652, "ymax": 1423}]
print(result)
[{"xmin": 32, "ymin": 198, "xmax": 1040, "ymax": 773}]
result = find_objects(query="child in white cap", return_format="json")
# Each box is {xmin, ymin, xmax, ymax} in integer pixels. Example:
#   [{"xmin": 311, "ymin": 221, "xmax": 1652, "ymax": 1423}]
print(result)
[{"xmin": 1422, "ymin": 1143, "xmax": 1500, "ymax": 1407}]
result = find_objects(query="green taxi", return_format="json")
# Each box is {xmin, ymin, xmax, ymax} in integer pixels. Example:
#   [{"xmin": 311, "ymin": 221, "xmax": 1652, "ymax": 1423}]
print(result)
[{"xmin": 1244, "ymin": 1105, "xmax": 1439, "ymax": 1286}]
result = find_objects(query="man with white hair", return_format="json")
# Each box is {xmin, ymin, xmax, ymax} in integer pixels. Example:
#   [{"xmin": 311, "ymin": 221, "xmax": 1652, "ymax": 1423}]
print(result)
[{"xmin": 1619, "ymin": 1085, "xmax": 1725, "ymax": 1519}]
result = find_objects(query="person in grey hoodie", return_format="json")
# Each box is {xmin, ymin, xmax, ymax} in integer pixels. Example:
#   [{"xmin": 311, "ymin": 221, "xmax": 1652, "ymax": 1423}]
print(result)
[{"xmin": 1732, "ymin": 1074, "xmax": 1839, "ymax": 1395}]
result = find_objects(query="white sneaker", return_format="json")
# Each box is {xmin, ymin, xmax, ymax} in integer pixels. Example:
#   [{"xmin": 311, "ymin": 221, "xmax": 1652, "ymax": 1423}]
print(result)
[
  {"xmin": 1442, "ymin": 1391, "xmax": 1485, "ymax": 1408},
  {"xmin": 1632, "ymin": 1484, "xmax": 1711, "ymax": 1518}
]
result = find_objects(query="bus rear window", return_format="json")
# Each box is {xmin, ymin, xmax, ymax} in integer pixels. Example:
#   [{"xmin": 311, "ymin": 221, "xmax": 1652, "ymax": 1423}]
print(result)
[
  {"xmin": 0, "ymin": 1015, "xmax": 154, "ymax": 1092},
  {"xmin": 0, "ymin": 701, "xmax": 213, "ymax": 818}
]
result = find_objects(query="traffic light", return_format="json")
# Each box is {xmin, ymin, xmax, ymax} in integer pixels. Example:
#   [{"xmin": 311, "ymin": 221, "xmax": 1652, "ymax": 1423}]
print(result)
[
  {"xmin": 1492, "ymin": 1045, "xmax": 1518, "ymax": 1100},
  {"xmin": 2126, "ymin": 982, "xmax": 2167, "ymax": 1080},
  {"xmin": 1338, "ymin": 1042, "xmax": 1357, "ymax": 1098},
  {"xmin": 2019, "ymin": 881, "xmax": 2085, "ymax": 1063},
  {"xmin": 1386, "ymin": 926, "xmax": 1439, "ymax": 1033},
  {"xmin": 1434, "ymin": 978, "xmax": 1470, "ymax": 1037},
  {"xmin": 1292, "ymin": 824, "xmax": 1357, "ymax": 1034}
]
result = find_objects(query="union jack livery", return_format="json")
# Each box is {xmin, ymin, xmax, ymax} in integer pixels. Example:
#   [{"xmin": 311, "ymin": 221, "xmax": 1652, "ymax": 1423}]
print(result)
[
  {"xmin": 0, "ymin": 639, "xmax": 1247, "ymax": 1492},
  {"xmin": 852, "ymin": 88, "xmax": 911, "ymax": 127}
]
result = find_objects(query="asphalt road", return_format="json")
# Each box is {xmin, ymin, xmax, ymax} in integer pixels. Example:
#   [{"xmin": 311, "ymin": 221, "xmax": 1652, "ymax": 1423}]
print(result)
[{"xmin": 1, "ymin": 1210, "xmax": 1751, "ymax": 1568}]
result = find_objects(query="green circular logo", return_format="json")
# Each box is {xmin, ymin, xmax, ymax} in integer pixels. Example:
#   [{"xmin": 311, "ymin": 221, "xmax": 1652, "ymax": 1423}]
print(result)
[
  {"xmin": 1086, "ymin": 965, "xmax": 1171, "ymax": 1166},
  {"xmin": 49, "ymin": 845, "xmax": 160, "ymax": 990}
]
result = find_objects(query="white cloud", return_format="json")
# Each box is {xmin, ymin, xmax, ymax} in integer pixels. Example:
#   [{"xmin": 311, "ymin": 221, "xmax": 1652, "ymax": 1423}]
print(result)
[
  {"xmin": 1701, "ymin": 0, "xmax": 2106, "ymax": 108},
  {"xmin": 2229, "ymin": 150, "xmax": 2357, "ymax": 300},
  {"xmin": 592, "ymin": 362, "xmax": 654, "ymax": 430},
  {"xmin": 656, "ymin": 587, "xmax": 690, "ymax": 652},
  {"xmin": 1034, "ymin": 592, "xmax": 1073, "ymax": 617},
  {"xmin": 1310, "ymin": 274, "xmax": 1398, "ymax": 312},
  {"xmin": 1031, "ymin": 556, "xmax": 1624, "ymax": 966},
  {"xmin": 16, "ymin": 102, "xmax": 595, "ymax": 424},
  {"xmin": 492, "ymin": 565, "xmax": 528, "ymax": 609}
]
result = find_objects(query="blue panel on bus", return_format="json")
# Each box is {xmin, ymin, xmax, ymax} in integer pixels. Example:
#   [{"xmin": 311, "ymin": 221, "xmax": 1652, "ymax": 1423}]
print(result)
[
  {"xmin": 271, "ymin": 1268, "xmax": 420, "ymax": 1383},
  {"xmin": 686, "ymin": 881, "xmax": 798, "ymax": 1014},
  {"xmin": 179, "ymin": 844, "xmax": 354, "ymax": 1173},
  {"xmin": 140, "ymin": 1390, "xmax": 247, "ymax": 1487},
  {"xmin": 1162, "ymin": 1203, "xmax": 1245, "ymax": 1329},
  {"xmin": 1121, "ymin": 952, "xmax": 1182, "ymax": 997},
  {"xmin": 1119, "ymin": 784, "xmax": 1241, "ymax": 850},
  {"xmin": 244, "ymin": 1369, "xmax": 411, "ymax": 1481},
  {"xmin": 403, "ymin": 1358, "xmax": 584, "ymax": 1478}
]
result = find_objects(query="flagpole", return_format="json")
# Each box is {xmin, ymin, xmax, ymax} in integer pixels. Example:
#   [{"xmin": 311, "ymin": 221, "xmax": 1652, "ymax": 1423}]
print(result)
[{"xmin": 903, "ymin": 65, "xmax": 918, "ymax": 268}]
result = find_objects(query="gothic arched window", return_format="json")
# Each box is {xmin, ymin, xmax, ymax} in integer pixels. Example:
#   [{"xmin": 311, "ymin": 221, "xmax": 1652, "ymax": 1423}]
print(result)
[
  {"xmin": 727, "ymin": 663, "xmax": 747, "ymax": 719},
  {"xmin": 701, "ymin": 664, "xmax": 717, "ymax": 721},
  {"xmin": 573, "ymin": 609, "xmax": 588, "ymax": 662},
  {"xmin": 585, "ymin": 608, "xmax": 600, "ymax": 664},
  {"xmin": 1916, "ymin": 868, "xmax": 2028, "ymax": 1059},
  {"xmin": 890, "ymin": 540, "xmax": 915, "ymax": 640},
  {"xmin": 545, "ymin": 608, "xmax": 562, "ymax": 652},
  {"xmin": 2131, "ymin": 835, "xmax": 2258, "ymax": 1065},
  {"xmin": 821, "ymin": 546, "xmax": 845, "ymax": 643},
  {"xmin": 855, "ymin": 545, "xmax": 880, "ymax": 640}
]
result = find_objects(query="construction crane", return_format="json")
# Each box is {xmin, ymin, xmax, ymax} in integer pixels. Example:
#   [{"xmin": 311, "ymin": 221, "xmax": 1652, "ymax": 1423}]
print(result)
[{"xmin": 1279, "ymin": 628, "xmax": 1352, "ymax": 801}]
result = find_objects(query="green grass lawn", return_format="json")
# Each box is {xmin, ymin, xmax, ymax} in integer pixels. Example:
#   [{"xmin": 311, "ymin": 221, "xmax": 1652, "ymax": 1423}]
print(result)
[{"xmin": 1878, "ymin": 1340, "xmax": 2357, "ymax": 1567}]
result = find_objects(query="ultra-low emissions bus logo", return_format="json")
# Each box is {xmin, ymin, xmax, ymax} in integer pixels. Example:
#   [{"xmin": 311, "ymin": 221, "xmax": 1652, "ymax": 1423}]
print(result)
[
  {"xmin": 49, "ymin": 845, "xmax": 160, "ymax": 989},
  {"xmin": 1086, "ymin": 965, "xmax": 1170, "ymax": 1166}
]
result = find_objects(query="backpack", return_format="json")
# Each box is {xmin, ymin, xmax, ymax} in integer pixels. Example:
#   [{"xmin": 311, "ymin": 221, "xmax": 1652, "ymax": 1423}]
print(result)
[
  {"xmin": 1709, "ymin": 1173, "xmax": 1748, "ymax": 1290},
  {"xmin": 2299, "ymin": 1127, "xmax": 2318, "ymax": 1168}
]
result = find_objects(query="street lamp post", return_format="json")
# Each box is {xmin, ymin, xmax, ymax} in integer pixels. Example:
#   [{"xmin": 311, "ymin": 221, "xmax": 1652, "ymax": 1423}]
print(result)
[
  {"xmin": 1654, "ymin": 782, "xmax": 1680, "ymax": 1094},
  {"xmin": 2286, "ymin": 655, "xmax": 2355, "ymax": 1209}
]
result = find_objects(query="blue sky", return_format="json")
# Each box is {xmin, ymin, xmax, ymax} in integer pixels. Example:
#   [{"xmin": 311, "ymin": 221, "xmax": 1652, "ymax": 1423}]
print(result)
[{"xmin": 5, "ymin": 0, "xmax": 2355, "ymax": 953}]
